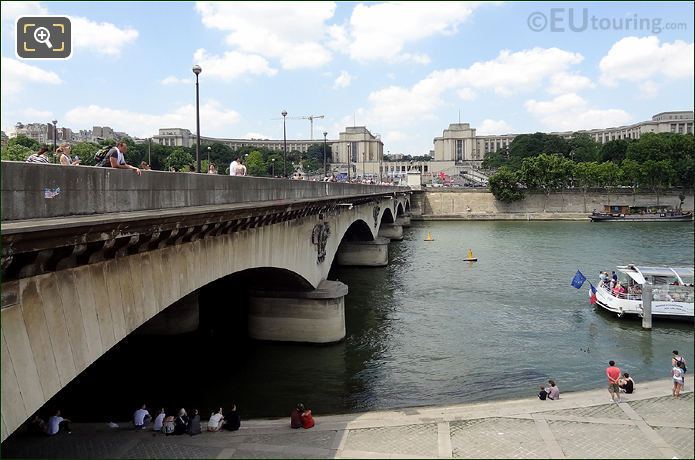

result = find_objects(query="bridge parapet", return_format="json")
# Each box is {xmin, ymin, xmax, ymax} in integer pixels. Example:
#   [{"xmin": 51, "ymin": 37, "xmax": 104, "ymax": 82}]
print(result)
[{"xmin": 1, "ymin": 161, "xmax": 405, "ymax": 221}]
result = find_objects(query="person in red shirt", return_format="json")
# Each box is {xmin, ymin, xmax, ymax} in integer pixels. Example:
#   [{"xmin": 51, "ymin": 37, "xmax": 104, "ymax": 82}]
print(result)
[
  {"xmin": 300, "ymin": 407, "xmax": 315, "ymax": 429},
  {"xmin": 606, "ymin": 360, "xmax": 622, "ymax": 403}
]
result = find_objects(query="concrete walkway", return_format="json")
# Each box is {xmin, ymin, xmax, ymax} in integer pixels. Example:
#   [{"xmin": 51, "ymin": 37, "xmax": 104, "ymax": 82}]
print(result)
[{"xmin": 2, "ymin": 380, "xmax": 692, "ymax": 459}]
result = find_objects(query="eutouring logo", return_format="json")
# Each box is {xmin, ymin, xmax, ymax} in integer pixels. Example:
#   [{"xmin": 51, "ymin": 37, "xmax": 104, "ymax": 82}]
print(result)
[{"xmin": 527, "ymin": 9, "xmax": 687, "ymax": 34}]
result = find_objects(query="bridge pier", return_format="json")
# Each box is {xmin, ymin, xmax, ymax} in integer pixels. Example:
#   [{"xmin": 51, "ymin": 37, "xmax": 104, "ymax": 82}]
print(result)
[
  {"xmin": 136, "ymin": 292, "xmax": 199, "ymax": 335},
  {"xmin": 396, "ymin": 214, "xmax": 411, "ymax": 227},
  {"xmin": 335, "ymin": 237, "xmax": 390, "ymax": 267},
  {"xmin": 248, "ymin": 280, "xmax": 348, "ymax": 343},
  {"xmin": 378, "ymin": 223, "xmax": 404, "ymax": 241}
]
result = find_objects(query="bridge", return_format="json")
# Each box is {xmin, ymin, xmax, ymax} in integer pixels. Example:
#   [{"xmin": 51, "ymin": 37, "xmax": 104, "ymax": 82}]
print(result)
[{"xmin": 0, "ymin": 162, "xmax": 412, "ymax": 442}]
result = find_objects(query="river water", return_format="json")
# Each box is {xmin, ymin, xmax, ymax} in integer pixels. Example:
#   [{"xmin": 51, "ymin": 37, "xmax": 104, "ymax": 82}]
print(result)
[{"xmin": 43, "ymin": 221, "xmax": 693, "ymax": 422}]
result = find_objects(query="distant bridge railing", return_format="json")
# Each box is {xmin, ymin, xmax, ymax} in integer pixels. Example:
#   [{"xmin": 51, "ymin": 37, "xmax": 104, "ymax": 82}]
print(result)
[{"xmin": 1, "ymin": 162, "xmax": 408, "ymax": 221}]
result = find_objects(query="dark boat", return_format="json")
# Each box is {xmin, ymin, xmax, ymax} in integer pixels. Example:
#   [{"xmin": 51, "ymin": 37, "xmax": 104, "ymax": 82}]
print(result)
[{"xmin": 589, "ymin": 205, "xmax": 693, "ymax": 222}]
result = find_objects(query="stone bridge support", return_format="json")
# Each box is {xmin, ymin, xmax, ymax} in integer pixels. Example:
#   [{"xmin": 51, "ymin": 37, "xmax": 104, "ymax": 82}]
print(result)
[
  {"xmin": 335, "ymin": 237, "xmax": 390, "ymax": 267},
  {"xmin": 248, "ymin": 280, "xmax": 348, "ymax": 343}
]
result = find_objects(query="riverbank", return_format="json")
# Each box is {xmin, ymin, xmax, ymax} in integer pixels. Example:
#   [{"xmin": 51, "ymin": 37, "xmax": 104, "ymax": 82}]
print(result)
[
  {"xmin": 3, "ymin": 379, "xmax": 692, "ymax": 458},
  {"xmin": 410, "ymin": 188, "xmax": 693, "ymax": 220}
]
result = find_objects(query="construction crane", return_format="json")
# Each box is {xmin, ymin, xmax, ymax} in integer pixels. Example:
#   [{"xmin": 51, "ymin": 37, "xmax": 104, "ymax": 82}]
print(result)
[{"xmin": 271, "ymin": 114, "xmax": 326, "ymax": 139}]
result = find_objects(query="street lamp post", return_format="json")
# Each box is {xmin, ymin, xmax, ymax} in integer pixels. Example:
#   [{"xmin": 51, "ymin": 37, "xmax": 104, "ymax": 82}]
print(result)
[
  {"xmin": 323, "ymin": 131, "xmax": 328, "ymax": 178},
  {"xmin": 207, "ymin": 146, "xmax": 211, "ymax": 172},
  {"xmin": 148, "ymin": 138, "xmax": 151, "ymax": 166},
  {"xmin": 281, "ymin": 110, "xmax": 288, "ymax": 177},
  {"xmin": 51, "ymin": 120, "xmax": 57, "ymax": 152},
  {"xmin": 192, "ymin": 64, "xmax": 202, "ymax": 173},
  {"xmin": 271, "ymin": 158, "xmax": 275, "ymax": 177}
]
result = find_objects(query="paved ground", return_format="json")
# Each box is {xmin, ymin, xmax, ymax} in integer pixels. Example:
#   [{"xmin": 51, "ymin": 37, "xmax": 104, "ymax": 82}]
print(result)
[{"xmin": 2, "ymin": 379, "xmax": 692, "ymax": 459}]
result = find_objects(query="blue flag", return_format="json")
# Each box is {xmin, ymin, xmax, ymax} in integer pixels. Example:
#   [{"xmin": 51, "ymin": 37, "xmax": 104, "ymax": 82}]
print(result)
[{"xmin": 571, "ymin": 270, "xmax": 587, "ymax": 289}]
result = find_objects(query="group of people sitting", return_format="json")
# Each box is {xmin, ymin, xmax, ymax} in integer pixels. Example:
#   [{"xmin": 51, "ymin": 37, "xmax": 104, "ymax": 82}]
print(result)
[
  {"xmin": 538, "ymin": 380, "xmax": 560, "ymax": 400},
  {"xmin": 131, "ymin": 404, "xmax": 242, "ymax": 435},
  {"xmin": 538, "ymin": 374, "xmax": 635, "ymax": 401},
  {"xmin": 289, "ymin": 403, "xmax": 315, "ymax": 429},
  {"xmin": 599, "ymin": 271, "xmax": 641, "ymax": 298}
]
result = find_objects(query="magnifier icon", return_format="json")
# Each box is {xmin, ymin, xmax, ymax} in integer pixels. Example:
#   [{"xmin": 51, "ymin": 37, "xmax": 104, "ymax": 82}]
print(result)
[{"xmin": 33, "ymin": 27, "xmax": 53, "ymax": 49}]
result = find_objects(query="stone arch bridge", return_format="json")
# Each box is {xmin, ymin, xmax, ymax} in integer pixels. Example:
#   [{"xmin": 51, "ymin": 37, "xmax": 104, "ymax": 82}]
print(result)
[{"xmin": 0, "ymin": 162, "xmax": 411, "ymax": 442}]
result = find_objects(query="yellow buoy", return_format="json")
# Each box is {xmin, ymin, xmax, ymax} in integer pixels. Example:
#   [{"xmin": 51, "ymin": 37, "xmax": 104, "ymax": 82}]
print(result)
[
  {"xmin": 464, "ymin": 248, "xmax": 478, "ymax": 262},
  {"xmin": 424, "ymin": 231, "xmax": 434, "ymax": 241}
]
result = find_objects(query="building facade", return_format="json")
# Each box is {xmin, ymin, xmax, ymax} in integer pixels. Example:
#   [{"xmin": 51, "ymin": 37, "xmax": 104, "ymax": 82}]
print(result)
[
  {"xmin": 433, "ymin": 111, "xmax": 694, "ymax": 171},
  {"xmin": 331, "ymin": 126, "xmax": 384, "ymax": 178}
]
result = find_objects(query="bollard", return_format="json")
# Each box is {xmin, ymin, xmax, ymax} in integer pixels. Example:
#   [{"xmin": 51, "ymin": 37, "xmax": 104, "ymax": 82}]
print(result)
[{"xmin": 642, "ymin": 283, "xmax": 652, "ymax": 330}]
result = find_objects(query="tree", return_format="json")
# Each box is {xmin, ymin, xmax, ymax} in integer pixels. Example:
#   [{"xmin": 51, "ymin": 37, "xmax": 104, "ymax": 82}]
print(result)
[
  {"xmin": 245, "ymin": 150, "xmax": 265, "ymax": 176},
  {"xmin": 165, "ymin": 148, "xmax": 194, "ymax": 171},
  {"xmin": 594, "ymin": 161, "xmax": 621, "ymax": 187},
  {"xmin": 506, "ymin": 133, "xmax": 570, "ymax": 170},
  {"xmin": 8, "ymin": 135, "xmax": 41, "ymax": 150},
  {"xmin": 573, "ymin": 162, "xmax": 601, "ymax": 212},
  {"xmin": 70, "ymin": 142, "xmax": 101, "ymax": 166},
  {"xmin": 306, "ymin": 143, "xmax": 332, "ymax": 164},
  {"xmin": 1, "ymin": 144, "xmax": 33, "ymax": 161},
  {"xmin": 488, "ymin": 166, "xmax": 524, "ymax": 202},
  {"xmin": 600, "ymin": 139, "xmax": 629, "ymax": 163},
  {"xmin": 519, "ymin": 154, "xmax": 574, "ymax": 211},
  {"xmin": 568, "ymin": 133, "xmax": 599, "ymax": 163},
  {"xmin": 641, "ymin": 159, "xmax": 675, "ymax": 205}
]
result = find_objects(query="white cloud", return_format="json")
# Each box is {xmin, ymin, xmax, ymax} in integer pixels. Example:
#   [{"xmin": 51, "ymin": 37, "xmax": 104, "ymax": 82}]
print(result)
[
  {"xmin": 525, "ymin": 93, "xmax": 632, "ymax": 132},
  {"xmin": 599, "ymin": 36, "xmax": 694, "ymax": 86},
  {"xmin": 344, "ymin": 2, "xmax": 480, "ymax": 62},
  {"xmin": 0, "ymin": 1, "xmax": 47, "ymax": 23},
  {"xmin": 161, "ymin": 76, "xmax": 192, "ymax": 85},
  {"xmin": 71, "ymin": 16, "xmax": 138, "ymax": 56},
  {"xmin": 333, "ymin": 70, "xmax": 353, "ymax": 89},
  {"xmin": 352, "ymin": 47, "xmax": 584, "ymax": 132},
  {"xmin": 638, "ymin": 80, "xmax": 659, "ymax": 99},
  {"xmin": 392, "ymin": 52, "xmax": 431, "ymax": 65},
  {"xmin": 195, "ymin": 1, "xmax": 335, "ymax": 69},
  {"xmin": 547, "ymin": 72, "xmax": 595, "ymax": 95},
  {"xmin": 63, "ymin": 100, "xmax": 240, "ymax": 138},
  {"xmin": 456, "ymin": 88, "xmax": 476, "ymax": 101},
  {"xmin": 193, "ymin": 48, "xmax": 277, "ymax": 80},
  {"xmin": 1, "ymin": 56, "xmax": 62, "ymax": 97},
  {"xmin": 477, "ymin": 119, "xmax": 514, "ymax": 135}
]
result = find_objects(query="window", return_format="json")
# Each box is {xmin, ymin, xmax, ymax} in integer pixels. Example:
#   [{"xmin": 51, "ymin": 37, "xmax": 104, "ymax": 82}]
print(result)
[
  {"xmin": 424, "ymin": 165, "xmax": 428, "ymax": 172},
  {"xmin": 671, "ymin": 124, "xmax": 677, "ymax": 133},
  {"xmin": 678, "ymin": 124, "xmax": 684, "ymax": 134},
  {"xmin": 687, "ymin": 124, "xmax": 692, "ymax": 134},
  {"xmin": 456, "ymin": 139, "xmax": 463, "ymax": 161},
  {"xmin": 496, "ymin": 141, "xmax": 500, "ymax": 151},
  {"xmin": 351, "ymin": 142, "xmax": 358, "ymax": 162}
]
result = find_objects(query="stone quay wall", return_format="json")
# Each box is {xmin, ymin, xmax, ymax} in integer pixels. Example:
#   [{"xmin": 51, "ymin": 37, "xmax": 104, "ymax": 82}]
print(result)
[{"xmin": 411, "ymin": 188, "xmax": 694, "ymax": 220}]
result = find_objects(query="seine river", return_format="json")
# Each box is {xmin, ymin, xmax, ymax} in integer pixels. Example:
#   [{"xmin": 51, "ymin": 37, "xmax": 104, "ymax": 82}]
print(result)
[{"xmin": 44, "ymin": 221, "xmax": 694, "ymax": 422}]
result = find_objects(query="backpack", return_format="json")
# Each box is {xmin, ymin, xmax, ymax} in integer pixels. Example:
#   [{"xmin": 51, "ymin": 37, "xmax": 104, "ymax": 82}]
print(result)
[
  {"xmin": 94, "ymin": 146, "xmax": 114, "ymax": 166},
  {"xmin": 161, "ymin": 418, "xmax": 175, "ymax": 435},
  {"xmin": 676, "ymin": 356, "xmax": 687, "ymax": 373}
]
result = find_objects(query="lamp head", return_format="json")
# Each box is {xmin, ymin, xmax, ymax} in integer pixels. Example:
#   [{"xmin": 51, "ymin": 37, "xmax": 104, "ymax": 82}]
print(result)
[
  {"xmin": 323, "ymin": 131, "xmax": 328, "ymax": 137},
  {"xmin": 192, "ymin": 65, "xmax": 202, "ymax": 75},
  {"xmin": 52, "ymin": 120, "xmax": 57, "ymax": 125},
  {"xmin": 281, "ymin": 110, "xmax": 287, "ymax": 117}
]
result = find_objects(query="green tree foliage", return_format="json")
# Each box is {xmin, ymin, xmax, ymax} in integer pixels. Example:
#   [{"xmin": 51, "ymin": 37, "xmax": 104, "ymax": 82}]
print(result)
[
  {"xmin": 572, "ymin": 162, "xmax": 600, "ymax": 190},
  {"xmin": 641, "ymin": 159, "xmax": 676, "ymax": 192},
  {"xmin": 165, "ymin": 148, "xmax": 194, "ymax": 171},
  {"xmin": 1, "ymin": 144, "xmax": 33, "ymax": 161},
  {"xmin": 519, "ymin": 153, "xmax": 574, "ymax": 194},
  {"xmin": 600, "ymin": 139, "xmax": 630, "ymax": 163},
  {"xmin": 8, "ymin": 135, "xmax": 40, "ymax": 150},
  {"xmin": 481, "ymin": 149, "xmax": 507, "ymax": 169},
  {"xmin": 488, "ymin": 166, "xmax": 524, "ymax": 202},
  {"xmin": 306, "ymin": 143, "xmax": 332, "ymax": 164},
  {"xmin": 245, "ymin": 150, "xmax": 266, "ymax": 176},
  {"xmin": 568, "ymin": 134, "xmax": 599, "ymax": 163},
  {"xmin": 70, "ymin": 142, "xmax": 101, "ymax": 166},
  {"xmin": 620, "ymin": 159, "xmax": 642, "ymax": 188},
  {"xmin": 506, "ymin": 133, "xmax": 570, "ymax": 170}
]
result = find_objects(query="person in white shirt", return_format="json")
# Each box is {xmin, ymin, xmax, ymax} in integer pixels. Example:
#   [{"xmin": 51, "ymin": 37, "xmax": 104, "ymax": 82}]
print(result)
[
  {"xmin": 152, "ymin": 408, "xmax": 166, "ymax": 432},
  {"xmin": 235, "ymin": 159, "xmax": 247, "ymax": 176},
  {"xmin": 133, "ymin": 404, "xmax": 151, "ymax": 430},
  {"xmin": 106, "ymin": 142, "xmax": 141, "ymax": 175},
  {"xmin": 207, "ymin": 407, "xmax": 225, "ymax": 432},
  {"xmin": 47, "ymin": 410, "xmax": 71, "ymax": 435},
  {"xmin": 229, "ymin": 158, "xmax": 239, "ymax": 176}
]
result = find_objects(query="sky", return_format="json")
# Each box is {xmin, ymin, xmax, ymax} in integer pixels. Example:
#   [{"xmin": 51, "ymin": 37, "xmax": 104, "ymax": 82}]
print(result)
[{"xmin": 1, "ymin": 1, "xmax": 693, "ymax": 155}]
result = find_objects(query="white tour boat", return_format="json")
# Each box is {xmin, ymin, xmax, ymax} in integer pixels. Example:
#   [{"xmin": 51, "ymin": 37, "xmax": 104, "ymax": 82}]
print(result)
[{"xmin": 594, "ymin": 265, "xmax": 694, "ymax": 321}]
